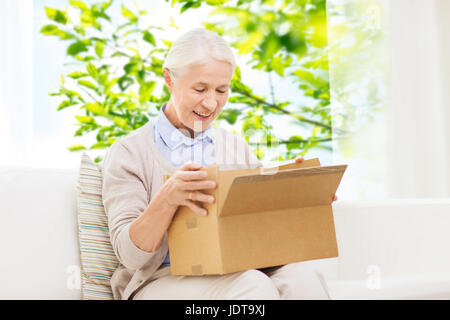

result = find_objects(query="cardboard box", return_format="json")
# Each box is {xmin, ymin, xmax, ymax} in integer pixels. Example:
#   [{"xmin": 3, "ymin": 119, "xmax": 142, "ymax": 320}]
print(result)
[{"xmin": 163, "ymin": 158, "xmax": 347, "ymax": 276}]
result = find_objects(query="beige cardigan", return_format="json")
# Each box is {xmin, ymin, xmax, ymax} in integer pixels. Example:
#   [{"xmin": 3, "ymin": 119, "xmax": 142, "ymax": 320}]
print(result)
[{"xmin": 102, "ymin": 120, "xmax": 262, "ymax": 300}]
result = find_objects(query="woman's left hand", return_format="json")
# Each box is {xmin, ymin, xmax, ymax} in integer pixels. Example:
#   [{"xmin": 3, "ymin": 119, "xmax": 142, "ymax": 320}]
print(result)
[{"xmin": 295, "ymin": 155, "xmax": 338, "ymax": 202}]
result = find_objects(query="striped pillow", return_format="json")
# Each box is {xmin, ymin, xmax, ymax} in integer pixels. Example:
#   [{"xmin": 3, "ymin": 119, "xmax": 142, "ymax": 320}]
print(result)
[{"xmin": 76, "ymin": 152, "xmax": 119, "ymax": 300}]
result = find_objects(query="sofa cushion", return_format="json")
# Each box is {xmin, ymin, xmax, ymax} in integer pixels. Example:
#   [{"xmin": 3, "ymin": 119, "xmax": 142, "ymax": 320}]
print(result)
[
  {"xmin": 326, "ymin": 274, "xmax": 450, "ymax": 299},
  {"xmin": 77, "ymin": 152, "xmax": 119, "ymax": 300},
  {"xmin": 0, "ymin": 166, "xmax": 80, "ymax": 299}
]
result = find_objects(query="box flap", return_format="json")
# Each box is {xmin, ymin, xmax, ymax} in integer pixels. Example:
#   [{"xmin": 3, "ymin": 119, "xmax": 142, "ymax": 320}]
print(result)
[
  {"xmin": 218, "ymin": 205, "xmax": 339, "ymax": 273},
  {"xmin": 217, "ymin": 158, "xmax": 321, "ymax": 214},
  {"xmin": 263, "ymin": 158, "xmax": 321, "ymax": 173},
  {"xmin": 219, "ymin": 164, "xmax": 347, "ymax": 217}
]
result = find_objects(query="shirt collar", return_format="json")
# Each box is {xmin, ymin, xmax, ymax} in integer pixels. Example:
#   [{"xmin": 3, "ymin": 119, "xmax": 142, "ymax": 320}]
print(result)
[{"xmin": 155, "ymin": 102, "xmax": 216, "ymax": 150}]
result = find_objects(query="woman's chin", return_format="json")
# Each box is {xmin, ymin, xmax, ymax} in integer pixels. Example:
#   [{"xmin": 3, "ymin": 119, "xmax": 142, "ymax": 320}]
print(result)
[{"xmin": 190, "ymin": 115, "xmax": 215, "ymax": 129}]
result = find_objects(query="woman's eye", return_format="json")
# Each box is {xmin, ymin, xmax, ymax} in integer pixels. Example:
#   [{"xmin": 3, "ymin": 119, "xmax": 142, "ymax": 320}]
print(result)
[{"xmin": 195, "ymin": 89, "xmax": 226, "ymax": 93}]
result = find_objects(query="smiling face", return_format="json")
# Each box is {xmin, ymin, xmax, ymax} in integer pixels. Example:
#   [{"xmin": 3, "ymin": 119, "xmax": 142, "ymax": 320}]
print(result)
[{"xmin": 163, "ymin": 59, "xmax": 233, "ymax": 138}]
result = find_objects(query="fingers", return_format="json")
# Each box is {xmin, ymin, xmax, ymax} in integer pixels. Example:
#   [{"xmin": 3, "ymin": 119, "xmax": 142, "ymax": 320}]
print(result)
[
  {"xmin": 183, "ymin": 179, "xmax": 217, "ymax": 191},
  {"xmin": 187, "ymin": 191, "xmax": 215, "ymax": 204},
  {"xmin": 182, "ymin": 191, "xmax": 215, "ymax": 217},
  {"xmin": 169, "ymin": 162, "xmax": 217, "ymax": 216},
  {"xmin": 176, "ymin": 170, "xmax": 208, "ymax": 181},
  {"xmin": 295, "ymin": 156, "xmax": 304, "ymax": 163},
  {"xmin": 184, "ymin": 200, "xmax": 208, "ymax": 216},
  {"xmin": 179, "ymin": 161, "xmax": 202, "ymax": 171}
]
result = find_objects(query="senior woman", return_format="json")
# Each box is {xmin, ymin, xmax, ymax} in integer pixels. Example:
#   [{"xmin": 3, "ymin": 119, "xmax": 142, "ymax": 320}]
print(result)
[{"xmin": 102, "ymin": 27, "xmax": 335, "ymax": 300}]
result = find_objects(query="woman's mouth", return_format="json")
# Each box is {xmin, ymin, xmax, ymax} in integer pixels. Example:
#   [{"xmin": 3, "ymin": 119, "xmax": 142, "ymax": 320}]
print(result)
[{"xmin": 193, "ymin": 110, "xmax": 212, "ymax": 121}]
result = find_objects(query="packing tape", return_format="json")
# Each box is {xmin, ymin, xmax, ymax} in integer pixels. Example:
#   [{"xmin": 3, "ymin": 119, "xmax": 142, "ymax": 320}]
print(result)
[
  {"xmin": 186, "ymin": 218, "xmax": 197, "ymax": 230},
  {"xmin": 191, "ymin": 264, "xmax": 203, "ymax": 275}
]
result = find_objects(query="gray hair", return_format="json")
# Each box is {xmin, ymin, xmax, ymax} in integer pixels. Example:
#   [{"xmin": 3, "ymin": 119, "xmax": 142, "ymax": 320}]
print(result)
[{"xmin": 162, "ymin": 27, "xmax": 237, "ymax": 82}]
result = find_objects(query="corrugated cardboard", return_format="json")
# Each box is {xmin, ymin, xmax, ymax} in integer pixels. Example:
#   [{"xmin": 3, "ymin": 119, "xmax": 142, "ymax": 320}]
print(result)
[{"xmin": 163, "ymin": 158, "xmax": 347, "ymax": 276}]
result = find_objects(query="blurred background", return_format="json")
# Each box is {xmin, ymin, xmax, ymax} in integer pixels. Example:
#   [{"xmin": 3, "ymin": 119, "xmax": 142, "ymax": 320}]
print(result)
[{"xmin": 0, "ymin": 0, "xmax": 449, "ymax": 201}]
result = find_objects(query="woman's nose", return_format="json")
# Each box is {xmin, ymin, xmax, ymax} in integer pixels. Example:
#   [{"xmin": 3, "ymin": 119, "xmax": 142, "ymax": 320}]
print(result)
[{"xmin": 201, "ymin": 96, "xmax": 217, "ymax": 110}]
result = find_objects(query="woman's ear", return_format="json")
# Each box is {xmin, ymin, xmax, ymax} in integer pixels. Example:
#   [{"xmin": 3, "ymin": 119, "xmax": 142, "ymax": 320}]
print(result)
[{"xmin": 163, "ymin": 68, "xmax": 174, "ymax": 93}]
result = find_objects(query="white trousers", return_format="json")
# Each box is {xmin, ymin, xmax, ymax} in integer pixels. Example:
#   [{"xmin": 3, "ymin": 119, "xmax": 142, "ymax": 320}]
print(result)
[{"xmin": 132, "ymin": 262, "xmax": 331, "ymax": 300}]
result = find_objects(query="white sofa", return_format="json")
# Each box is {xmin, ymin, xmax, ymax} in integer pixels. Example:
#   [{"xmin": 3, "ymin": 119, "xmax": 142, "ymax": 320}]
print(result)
[{"xmin": 1, "ymin": 166, "xmax": 450, "ymax": 300}]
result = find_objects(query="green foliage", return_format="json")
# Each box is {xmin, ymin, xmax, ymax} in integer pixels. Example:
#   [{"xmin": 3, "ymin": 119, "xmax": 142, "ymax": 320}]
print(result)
[
  {"xmin": 326, "ymin": 0, "xmax": 388, "ymax": 142},
  {"xmin": 42, "ymin": 0, "xmax": 336, "ymax": 163}
]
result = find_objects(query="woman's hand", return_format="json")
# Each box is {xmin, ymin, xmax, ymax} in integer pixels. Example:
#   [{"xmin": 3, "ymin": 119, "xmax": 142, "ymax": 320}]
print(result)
[
  {"xmin": 162, "ymin": 162, "xmax": 217, "ymax": 216},
  {"xmin": 295, "ymin": 155, "xmax": 338, "ymax": 202}
]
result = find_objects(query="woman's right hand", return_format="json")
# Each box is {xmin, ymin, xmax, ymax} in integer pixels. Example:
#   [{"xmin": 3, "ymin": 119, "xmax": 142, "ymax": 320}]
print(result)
[{"xmin": 162, "ymin": 162, "xmax": 217, "ymax": 216}]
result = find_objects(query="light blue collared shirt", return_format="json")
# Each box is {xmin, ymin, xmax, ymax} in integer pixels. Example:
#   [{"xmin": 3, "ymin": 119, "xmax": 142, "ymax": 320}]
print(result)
[
  {"xmin": 151, "ymin": 102, "xmax": 216, "ymax": 267},
  {"xmin": 152, "ymin": 102, "xmax": 216, "ymax": 168}
]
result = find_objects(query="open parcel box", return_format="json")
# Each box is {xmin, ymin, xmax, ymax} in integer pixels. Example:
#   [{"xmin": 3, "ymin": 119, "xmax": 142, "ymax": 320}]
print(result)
[{"xmin": 163, "ymin": 158, "xmax": 347, "ymax": 276}]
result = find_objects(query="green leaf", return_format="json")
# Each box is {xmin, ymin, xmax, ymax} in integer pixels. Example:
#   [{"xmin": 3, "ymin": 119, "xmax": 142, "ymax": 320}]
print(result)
[
  {"xmin": 40, "ymin": 24, "xmax": 74, "ymax": 40},
  {"xmin": 86, "ymin": 62, "xmax": 99, "ymax": 79},
  {"xmin": 279, "ymin": 31, "xmax": 307, "ymax": 55},
  {"xmin": 255, "ymin": 147, "xmax": 265, "ymax": 160},
  {"xmin": 75, "ymin": 115, "xmax": 95, "ymax": 124},
  {"xmin": 205, "ymin": 0, "xmax": 227, "ymax": 5},
  {"xmin": 293, "ymin": 69, "xmax": 327, "ymax": 87},
  {"xmin": 180, "ymin": 1, "xmax": 201, "ymax": 14},
  {"xmin": 118, "ymin": 76, "xmax": 134, "ymax": 91},
  {"xmin": 138, "ymin": 81, "xmax": 156, "ymax": 105},
  {"xmin": 78, "ymin": 80, "xmax": 97, "ymax": 90},
  {"xmin": 61, "ymin": 88, "xmax": 83, "ymax": 100},
  {"xmin": 269, "ymin": 54, "xmax": 292, "ymax": 77},
  {"xmin": 77, "ymin": 55, "xmax": 96, "ymax": 62},
  {"xmin": 80, "ymin": 9, "xmax": 101, "ymax": 30},
  {"xmin": 104, "ymin": 77, "xmax": 118, "ymax": 93},
  {"xmin": 118, "ymin": 100, "xmax": 138, "ymax": 111},
  {"xmin": 57, "ymin": 100, "xmax": 77, "ymax": 111},
  {"xmin": 85, "ymin": 102, "xmax": 105, "ymax": 116},
  {"xmin": 68, "ymin": 144, "xmax": 86, "ymax": 151},
  {"xmin": 113, "ymin": 116, "xmax": 129, "ymax": 129},
  {"xmin": 233, "ymin": 66, "xmax": 241, "ymax": 81},
  {"xmin": 95, "ymin": 126, "xmax": 109, "ymax": 141},
  {"xmin": 74, "ymin": 26, "xmax": 86, "ymax": 36},
  {"xmin": 286, "ymin": 135, "xmax": 304, "ymax": 150},
  {"xmin": 236, "ymin": 30, "xmax": 264, "ymax": 55},
  {"xmin": 69, "ymin": 0, "xmax": 89, "ymax": 11},
  {"xmin": 95, "ymin": 41, "xmax": 105, "ymax": 58},
  {"xmin": 218, "ymin": 109, "xmax": 240, "ymax": 124},
  {"xmin": 143, "ymin": 30, "xmax": 156, "ymax": 46},
  {"xmin": 121, "ymin": 5, "xmax": 138, "ymax": 22},
  {"xmin": 67, "ymin": 71, "xmax": 89, "ymax": 79},
  {"xmin": 40, "ymin": 24, "xmax": 60, "ymax": 35},
  {"xmin": 258, "ymin": 31, "xmax": 282, "ymax": 66},
  {"xmin": 44, "ymin": 7, "xmax": 68, "ymax": 24},
  {"xmin": 74, "ymin": 124, "xmax": 97, "ymax": 136},
  {"xmin": 101, "ymin": 0, "xmax": 113, "ymax": 11},
  {"xmin": 312, "ymin": 126, "xmax": 321, "ymax": 137},
  {"xmin": 89, "ymin": 141, "xmax": 108, "ymax": 149},
  {"xmin": 67, "ymin": 41, "xmax": 88, "ymax": 56},
  {"xmin": 318, "ymin": 93, "xmax": 329, "ymax": 100}
]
